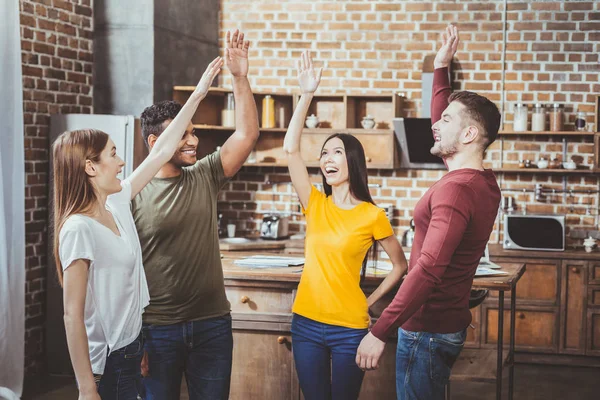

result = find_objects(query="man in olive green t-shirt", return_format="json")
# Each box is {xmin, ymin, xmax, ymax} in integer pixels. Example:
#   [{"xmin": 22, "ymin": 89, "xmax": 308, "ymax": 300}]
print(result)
[{"xmin": 132, "ymin": 30, "xmax": 259, "ymax": 400}]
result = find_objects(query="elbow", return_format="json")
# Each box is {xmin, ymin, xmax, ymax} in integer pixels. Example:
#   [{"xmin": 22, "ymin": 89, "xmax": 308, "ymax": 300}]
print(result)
[{"xmin": 63, "ymin": 311, "xmax": 84, "ymax": 329}]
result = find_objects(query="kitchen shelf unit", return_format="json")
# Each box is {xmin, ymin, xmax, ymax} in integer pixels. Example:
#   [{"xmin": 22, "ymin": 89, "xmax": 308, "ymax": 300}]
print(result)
[{"xmin": 173, "ymin": 86, "xmax": 404, "ymax": 169}]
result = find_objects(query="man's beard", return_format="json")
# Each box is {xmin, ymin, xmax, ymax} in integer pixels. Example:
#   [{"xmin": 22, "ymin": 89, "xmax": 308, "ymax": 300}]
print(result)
[{"xmin": 431, "ymin": 141, "xmax": 458, "ymax": 158}]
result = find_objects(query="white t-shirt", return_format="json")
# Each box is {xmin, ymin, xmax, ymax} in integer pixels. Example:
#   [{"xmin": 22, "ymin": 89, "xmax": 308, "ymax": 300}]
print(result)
[{"xmin": 59, "ymin": 179, "xmax": 150, "ymax": 374}]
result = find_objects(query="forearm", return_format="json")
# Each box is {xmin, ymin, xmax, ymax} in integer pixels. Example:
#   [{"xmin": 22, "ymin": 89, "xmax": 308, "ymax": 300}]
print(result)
[
  {"xmin": 367, "ymin": 263, "xmax": 406, "ymax": 307},
  {"xmin": 151, "ymin": 92, "xmax": 203, "ymax": 163},
  {"xmin": 431, "ymin": 67, "xmax": 452, "ymax": 126},
  {"xmin": 370, "ymin": 264, "xmax": 439, "ymax": 341},
  {"xmin": 283, "ymin": 93, "xmax": 313, "ymax": 154},
  {"xmin": 64, "ymin": 315, "xmax": 96, "ymax": 394},
  {"xmin": 232, "ymin": 76, "xmax": 259, "ymax": 141}
]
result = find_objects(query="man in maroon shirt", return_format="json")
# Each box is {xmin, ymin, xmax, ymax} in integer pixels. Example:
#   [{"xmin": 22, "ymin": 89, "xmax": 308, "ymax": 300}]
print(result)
[{"xmin": 356, "ymin": 25, "xmax": 502, "ymax": 399}]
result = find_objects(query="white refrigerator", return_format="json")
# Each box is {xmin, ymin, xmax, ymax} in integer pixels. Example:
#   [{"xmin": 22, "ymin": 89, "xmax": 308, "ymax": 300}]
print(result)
[{"xmin": 46, "ymin": 114, "xmax": 137, "ymax": 375}]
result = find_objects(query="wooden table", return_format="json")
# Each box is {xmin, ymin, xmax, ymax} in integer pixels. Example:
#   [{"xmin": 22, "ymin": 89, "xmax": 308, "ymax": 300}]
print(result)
[
  {"xmin": 221, "ymin": 252, "xmax": 525, "ymax": 400},
  {"xmin": 449, "ymin": 263, "xmax": 526, "ymax": 400}
]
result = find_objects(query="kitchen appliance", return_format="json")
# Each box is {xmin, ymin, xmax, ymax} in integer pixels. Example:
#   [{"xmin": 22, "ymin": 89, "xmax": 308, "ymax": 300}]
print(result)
[
  {"xmin": 503, "ymin": 214, "xmax": 565, "ymax": 251},
  {"xmin": 393, "ymin": 117, "xmax": 446, "ymax": 170},
  {"xmin": 401, "ymin": 218, "xmax": 415, "ymax": 247},
  {"xmin": 260, "ymin": 215, "xmax": 289, "ymax": 240}
]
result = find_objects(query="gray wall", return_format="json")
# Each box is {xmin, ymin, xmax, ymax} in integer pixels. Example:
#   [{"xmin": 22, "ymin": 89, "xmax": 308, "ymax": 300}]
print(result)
[{"xmin": 94, "ymin": 0, "xmax": 219, "ymax": 116}]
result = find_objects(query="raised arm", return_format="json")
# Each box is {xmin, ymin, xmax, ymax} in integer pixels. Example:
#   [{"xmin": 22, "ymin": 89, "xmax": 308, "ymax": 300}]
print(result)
[
  {"xmin": 127, "ymin": 56, "xmax": 223, "ymax": 199},
  {"xmin": 431, "ymin": 24, "xmax": 459, "ymax": 125},
  {"xmin": 283, "ymin": 51, "xmax": 323, "ymax": 208},
  {"xmin": 63, "ymin": 259, "xmax": 100, "ymax": 400},
  {"xmin": 220, "ymin": 29, "xmax": 260, "ymax": 177}
]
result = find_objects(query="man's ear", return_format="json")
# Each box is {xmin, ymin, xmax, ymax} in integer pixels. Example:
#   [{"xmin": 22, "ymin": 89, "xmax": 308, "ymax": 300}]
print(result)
[
  {"xmin": 84, "ymin": 159, "xmax": 97, "ymax": 177},
  {"xmin": 462, "ymin": 125, "xmax": 480, "ymax": 145},
  {"xmin": 147, "ymin": 134, "xmax": 158, "ymax": 151}
]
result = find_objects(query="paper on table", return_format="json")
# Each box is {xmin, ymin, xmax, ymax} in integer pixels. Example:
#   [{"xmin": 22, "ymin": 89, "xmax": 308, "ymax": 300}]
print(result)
[
  {"xmin": 234, "ymin": 255, "xmax": 305, "ymax": 268},
  {"xmin": 475, "ymin": 266, "xmax": 509, "ymax": 277}
]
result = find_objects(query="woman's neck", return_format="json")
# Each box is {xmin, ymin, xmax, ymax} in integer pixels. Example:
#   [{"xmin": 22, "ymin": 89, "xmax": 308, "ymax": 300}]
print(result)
[
  {"xmin": 330, "ymin": 182, "xmax": 361, "ymax": 206},
  {"xmin": 84, "ymin": 190, "xmax": 109, "ymax": 218}
]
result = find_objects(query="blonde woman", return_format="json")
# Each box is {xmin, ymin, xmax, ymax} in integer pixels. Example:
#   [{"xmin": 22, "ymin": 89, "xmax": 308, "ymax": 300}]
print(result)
[{"xmin": 52, "ymin": 57, "xmax": 222, "ymax": 399}]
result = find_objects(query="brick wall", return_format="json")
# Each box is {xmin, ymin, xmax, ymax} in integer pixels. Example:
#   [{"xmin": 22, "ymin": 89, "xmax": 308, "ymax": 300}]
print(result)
[
  {"xmin": 217, "ymin": 0, "xmax": 600, "ymax": 244},
  {"xmin": 20, "ymin": 0, "xmax": 94, "ymax": 375}
]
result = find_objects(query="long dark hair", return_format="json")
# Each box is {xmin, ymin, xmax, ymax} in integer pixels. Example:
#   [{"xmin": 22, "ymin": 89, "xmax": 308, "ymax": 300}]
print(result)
[{"xmin": 320, "ymin": 133, "xmax": 379, "ymax": 283}]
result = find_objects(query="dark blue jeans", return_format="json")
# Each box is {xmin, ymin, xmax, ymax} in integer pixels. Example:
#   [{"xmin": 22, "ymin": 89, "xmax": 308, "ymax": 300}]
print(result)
[
  {"xmin": 396, "ymin": 327, "xmax": 467, "ymax": 400},
  {"xmin": 142, "ymin": 314, "xmax": 233, "ymax": 400},
  {"xmin": 291, "ymin": 313, "xmax": 368, "ymax": 400},
  {"xmin": 95, "ymin": 331, "xmax": 144, "ymax": 400}
]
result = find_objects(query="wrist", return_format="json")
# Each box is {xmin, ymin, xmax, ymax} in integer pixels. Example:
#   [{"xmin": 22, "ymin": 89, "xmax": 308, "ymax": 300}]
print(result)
[
  {"xmin": 301, "ymin": 92, "xmax": 315, "ymax": 98},
  {"xmin": 78, "ymin": 381, "xmax": 97, "ymax": 395},
  {"xmin": 434, "ymin": 62, "xmax": 449, "ymax": 70},
  {"xmin": 232, "ymin": 74, "xmax": 248, "ymax": 80}
]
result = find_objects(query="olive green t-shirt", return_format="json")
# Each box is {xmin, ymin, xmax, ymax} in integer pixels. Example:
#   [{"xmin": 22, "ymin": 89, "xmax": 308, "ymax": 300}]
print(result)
[{"xmin": 131, "ymin": 150, "xmax": 230, "ymax": 325}]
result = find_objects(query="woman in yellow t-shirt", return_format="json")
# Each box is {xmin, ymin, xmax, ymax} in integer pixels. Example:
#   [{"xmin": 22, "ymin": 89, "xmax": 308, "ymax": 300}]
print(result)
[{"xmin": 283, "ymin": 51, "xmax": 408, "ymax": 400}]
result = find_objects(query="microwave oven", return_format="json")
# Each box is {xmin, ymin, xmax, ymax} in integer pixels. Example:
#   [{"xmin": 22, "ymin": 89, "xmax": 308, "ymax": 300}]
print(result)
[{"xmin": 503, "ymin": 214, "xmax": 565, "ymax": 251}]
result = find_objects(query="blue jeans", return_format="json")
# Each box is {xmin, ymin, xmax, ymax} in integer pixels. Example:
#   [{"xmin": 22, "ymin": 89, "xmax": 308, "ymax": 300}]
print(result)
[
  {"xmin": 291, "ymin": 313, "xmax": 368, "ymax": 400},
  {"xmin": 142, "ymin": 314, "xmax": 233, "ymax": 400},
  {"xmin": 95, "ymin": 331, "xmax": 144, "ymax": 400},
  {"xmin": 396, "ymin": 327, "xmax": 467, "ymax": 400}
]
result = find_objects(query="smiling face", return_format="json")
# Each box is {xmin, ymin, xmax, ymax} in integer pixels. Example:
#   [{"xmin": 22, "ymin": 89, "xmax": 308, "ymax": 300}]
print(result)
[
  {"xmin": 160, "ymin": 120, "xmax": 199, "ymax": 167},
  {"xmin": 87, "ymin": 138, "xmax": 125, "ymax": 195},
  {"xmin": 430, "ymin": 100, "xmax": 468, "ymax": 158},
  {"xmin": 319, "ymin": 137, "xmax": 349, "ymax": 187}
]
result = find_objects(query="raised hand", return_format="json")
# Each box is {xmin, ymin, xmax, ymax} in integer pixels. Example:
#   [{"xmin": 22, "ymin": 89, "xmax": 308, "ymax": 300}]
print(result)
[
  {"xmin": 193, "ymin": 56, "xmax": 224, "ymax": 99},
  {"xmin": 297, "ymin": 50, "xmax": 323, "ymax": 94},
  {"xmin": 225, "ymin": 29, "xmax": 250, "ymax": 77},
  {"xmin": 434, "ymin": 24, "xmax": 459, "ymax": 69}
]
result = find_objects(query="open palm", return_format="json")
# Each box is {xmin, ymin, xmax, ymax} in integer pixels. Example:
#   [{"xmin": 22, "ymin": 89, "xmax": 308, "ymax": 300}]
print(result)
[
  {"xmin": 225, "ymin": 29, "xmax": 249, "ymax": 77},
  {"xmin": 194, "ymin": 56, "xmax": 224, "ymax": 98},
  {"xmin": 434, "ymin": 24, "xmax": 459, "ymax": 69},
  {"xmin": 297, "ymin": 51, "xmax": 323, "ymax": 94}
]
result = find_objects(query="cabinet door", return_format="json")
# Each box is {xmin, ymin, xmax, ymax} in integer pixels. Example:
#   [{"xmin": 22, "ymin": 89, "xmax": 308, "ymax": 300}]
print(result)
[
  {"xmin": 589, "ymin": 262, "xmax": 600, "ymax": 285},
  {"xmin": 300, "ymin": 132, "xmax": 396, "ymax": 169},
  {"xmin": 587, "ymin": 310, "xmax": 600, "ymax": 356},
  {"xmin": 484, "ymin": 306, "xmax": 558, "ymax": 353},
  {"xmin": 560, "ymin": 261, "xmax": 587, "ymax": 355},
  {"xmin": 359, "ymin": 341, "xmax": 397, "ymax": 399},
  {"xmin": 230, "ymin": 330, "xmax": 295, "ymax": 400},
  {"xmin": 489, "ymin": 259, "xmax": 559, "ymax": 305}
]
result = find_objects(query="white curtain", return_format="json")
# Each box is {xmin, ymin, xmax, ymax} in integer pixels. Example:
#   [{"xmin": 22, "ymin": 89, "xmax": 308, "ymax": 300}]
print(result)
[{"xmin": 0, "ymin": 0, "xmax": 25, "ymax": 398}]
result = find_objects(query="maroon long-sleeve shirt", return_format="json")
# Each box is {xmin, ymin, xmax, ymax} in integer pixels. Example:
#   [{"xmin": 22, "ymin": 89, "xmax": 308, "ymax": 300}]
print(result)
[{"xmin": 370, "ymin": 67, "xmax": 501, "ymax": 341}]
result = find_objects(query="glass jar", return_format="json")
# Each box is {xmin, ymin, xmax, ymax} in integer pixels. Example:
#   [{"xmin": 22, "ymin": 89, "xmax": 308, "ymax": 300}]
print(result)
[
  {"xmin": 549, "ymin": 103, "xmax": 564, "ymax": 132},
  {"xmin": 575, "ymin": 111, "xmax": 586, "ymax": 131},
  {"xmin": 513, "ymin": 103, "xmax": 528, "ymax": 132},
  {"xmin": 221, "ymin": 93, "xmax": 235, "ymax": 127},
  {"xmin": 261, "ymin": 95, "xmax": 275, "ymax": 128},
  {"xmin": 531, "ymin": 103, "xmax": 546, "ymax": 132}
]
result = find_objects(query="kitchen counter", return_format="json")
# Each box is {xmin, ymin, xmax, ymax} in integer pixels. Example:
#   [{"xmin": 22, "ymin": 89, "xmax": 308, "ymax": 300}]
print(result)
[
  {"xmin": 282, "ymin": 238, "xmax": 600, "ymax": 261},
  {"xmin": 221, "ymin": 250, "xmax": 525, "ymax": 290}
]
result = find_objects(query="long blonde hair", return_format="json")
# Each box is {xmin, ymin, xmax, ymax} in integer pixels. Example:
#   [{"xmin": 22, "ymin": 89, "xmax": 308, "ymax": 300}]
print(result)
[{"xmin": 52, "ymin": 129, "xmax": 109, "ymax": 285}]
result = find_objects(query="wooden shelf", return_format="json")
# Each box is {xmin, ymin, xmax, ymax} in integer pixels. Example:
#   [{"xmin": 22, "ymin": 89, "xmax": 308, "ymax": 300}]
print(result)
[
  {"xmin": 194, "ymin": 124, "xmax": 287, "ymax": 133},
  {"xmin": 499, "ymin": 130, "xmax": 596, "ymax": 136},
  {"xmin": 494, "ymin": 168, "xmax": 599, "ymax": 174},
  {"xmin": 243, "ymin": 162, "xmax": 287, "ymax": 168},
  {"xmin": 451, "ymin": 348, "xmax": 510, "ymax": 383}
]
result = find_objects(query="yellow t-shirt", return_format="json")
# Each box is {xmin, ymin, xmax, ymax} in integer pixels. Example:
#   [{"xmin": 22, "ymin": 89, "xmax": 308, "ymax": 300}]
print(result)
[{"xmin": 292, "ymin": 186, "xmax": 394, "ymax": 329}]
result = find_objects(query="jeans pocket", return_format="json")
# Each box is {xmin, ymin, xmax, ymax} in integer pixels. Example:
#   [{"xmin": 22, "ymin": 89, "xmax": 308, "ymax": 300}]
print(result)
[
  {"xmin": 123, "ymin": 336, "xmax": 144, "ymax": 359},
  {"xmin": 399, "ymin": 328, "xmax": 418, "ymax": 340},
  {"xmin": 429, "ymin": 335, "xmax": 464, "ymax": 386}
]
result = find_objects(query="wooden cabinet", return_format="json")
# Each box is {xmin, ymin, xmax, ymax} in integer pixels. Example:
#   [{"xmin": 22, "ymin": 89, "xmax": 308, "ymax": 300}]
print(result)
[
  {"xmin": 300, "ymin": 130, "xmax": 398, "ymax": 169},
  {"xmin": 484, "ymin": 307, "xmax": 558, "ymax": 352},
  {"xmin": 172, "ymin": 87, "xmax": 403, "ymax": 169},
  {"xmin": 560, "ymin": 260, "xmax": 587, "ymax": 355},
  {"xmin": 230, "ymin": 330, "xmax": 295, "ymax": 400},
  {"xmin": 482, "ymin": 256, "xmax": 600, "ymax": 363}
]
